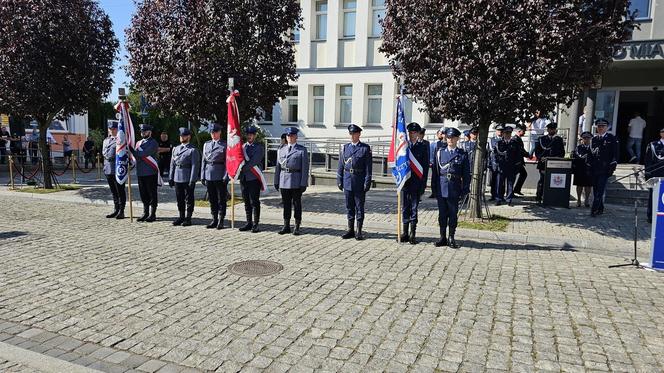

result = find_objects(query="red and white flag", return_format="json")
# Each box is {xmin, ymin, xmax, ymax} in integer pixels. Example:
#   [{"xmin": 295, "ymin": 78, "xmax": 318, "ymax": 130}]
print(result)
[{"xmin": 226, "ymin": 90, "xmax": 244, "ymax": 181}]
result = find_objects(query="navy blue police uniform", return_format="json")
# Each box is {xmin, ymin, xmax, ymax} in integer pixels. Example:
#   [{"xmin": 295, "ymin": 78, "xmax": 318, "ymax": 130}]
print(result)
[
  {"xmin": 645, "ymin": 128, "xmax": 664, "ymax": 223},
  {"xmin": 433, "ymin": 128, "xmax": 471, "ymax": 248},
  {"xmin": 239, "ymin": 126, "xmax": 265, "ymax": 233},
  {"xmin": 488, "ymin": 125, "xmax": 504, "ymax": 201},
  {"xmin": 337, "ymin": 124, "xmax": 373, "ymax": 240},
  {"xmin": 102, "ymin": 121, "xmax": 126, "ymax": 219},
  {"xmin": 589, "ymin": 119, "xmax": 618, "ymax": 216},
  {"xmin": 492, "ymin": 126, "xmax": 522, "ymax": 205},
  {"xmin": 399, "ymin": 122, "xmax": 430, "ymax": 244},
  {"xmin": 462, "ymin": 128, "xmax": 478, "ymax": 170},
  {"xmin": 512, "ymin": 124, "xmax": 529, "ymax": 195},
  {"xmin": 200, "ymin": 124, "xmax": 228, "ymax": 230},
  {"xmin": 130, "ymin": 124, "xmax": 161, "ymax": 222},
  {"xmin": 533, "ymin": 122, "xmax": 565, "ymax": 203}
]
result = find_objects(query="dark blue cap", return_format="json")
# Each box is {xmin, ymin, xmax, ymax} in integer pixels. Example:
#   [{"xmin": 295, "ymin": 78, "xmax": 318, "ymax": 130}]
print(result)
[
  {"xmin": 581, "ymin": 131, "xmax": 593, "ymax": 138},
  {"xmin": 470, "ymin": 126, "xmax": 479, "ymax": 134},
  {"xmin": 494, "ymin": 124, "xmax": 505, "ymax": 131},
  {"xmin": 515, "ymin": 124, "xmax": 527, "ymax": 131},
  {"xmin": 546, "ymin": 122, "xmax": 558, "ymax": 129},
  {"xmin": 463, "ymin": 130, "xmax": 470, "ymax": 137},
  {"xmin": 595, "ymin": 119, "xmax": 609, "ymax": 126},
  {"xmin": 245, "ymin": 126, "xmax": 258, "ymax": 134},
  {"xmin": 285, "ymin": 127, "xmax": 299, "ymax": 135},
  {"xmin": 107, "ymin": 122, "xmax": 118, "ymax": 129},
  {"xmin": 210, "ymin": 123, "xmax": 222, "ymax": 133},
  {"xmin": 139, "ymin": 124, "xmax": 153, "ymax": 131},
  {"xmin": 419, "ymin": 127, "xmax": 426, "ymax": 134},
  {"xmin": 446, "ymin": 127, "xmax": 461, "ymax": 138},
  {"xmin": 503, "ymin": 126, "xmax": 513, "ymax": 132},
  {"xmin": 406, "ymin": 122, "xmax": 422, "ymax": 132},
  {"xmin": 347, "ymin": 124, "xmax": 362, "ymax": 133},
  {"xmin": 178, "ymin": 127, "xmax": 191, "ymax": 136}
]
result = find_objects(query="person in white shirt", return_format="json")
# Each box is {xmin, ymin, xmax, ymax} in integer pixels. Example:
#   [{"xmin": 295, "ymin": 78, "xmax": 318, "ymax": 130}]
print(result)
[
  {"xmin": 528, "ymin": 110, "xmax": 550, "ymax": 155},
  {"xmin": 627, "ymin": 112, "xmax": 646, "ymax": 163}
]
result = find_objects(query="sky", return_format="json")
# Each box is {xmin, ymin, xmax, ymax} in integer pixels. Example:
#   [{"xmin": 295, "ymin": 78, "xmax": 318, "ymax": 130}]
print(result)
[{"xmin": 98, "ymin": 0, "xmax": 136, "ymax": 100}]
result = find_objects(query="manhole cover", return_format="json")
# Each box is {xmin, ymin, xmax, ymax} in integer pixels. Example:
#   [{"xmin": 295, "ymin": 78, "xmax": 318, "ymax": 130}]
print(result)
[{"xmin": 228, "ymin": 260, "xmax": 283, "ymax": 277}]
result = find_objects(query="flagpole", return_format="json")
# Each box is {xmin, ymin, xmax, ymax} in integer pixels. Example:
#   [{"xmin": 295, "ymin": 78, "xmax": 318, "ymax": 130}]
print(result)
[
  {"xmin": 396, "ymin": 79, "xmax": 405, "ymax": 243},
  {"xmin": 397, "ymin": 190, "xmax": 401, "ymax": 243},
  {"xmin": 127, "ymin": 169, "xmax": 133, "ymax": 222},
  {"xmin": 229, "ymin": 77, "xmax": 235, "ymax": 229}
]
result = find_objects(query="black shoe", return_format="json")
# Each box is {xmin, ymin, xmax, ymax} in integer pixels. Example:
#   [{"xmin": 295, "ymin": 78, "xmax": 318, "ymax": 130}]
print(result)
[
  {"xmin": 278, "ymin": 222, "xmax": 291, "ymax": 235},
  {"xmin": 207, "ymin": 217, "xmax": 219, "ymax": 229},
  {"xmin": 238, "ymin": 222, "xmax": 253, "ymax": 231},
  {"xmin": 293, "ymin": 223, "xmax": 301, "ymax": 236},
  {"xmin": 507, "ymin": 200, "xmax": 513, "ymax": 207},
  {"xmin": 173, "ymin": 213, "xmax": 185, "ymax": 226},
  {"xmin": 137, "ymin": 208, "xmax": 149, "ymax": 222},
  {"xmin": 355, "ymin": 222, "xmax": 364, "ymax": 241},
  {"xmin": 251, "ymin": 224, "xmax": 260, "ymax": 233},
  {"xmin": 514, "ymin": 191, "xmax": 523, "ymax": 196},
  {"xmin": 115, "ymin": 209, "xmax": 125, "ymax": 219},
  {"xmin": 409, "ymin": 224, "xmax": 417, "ymax": 245},
  {"xmin": 342, "ymin": 220, "xmax": 355, "ymax": 239},
  {"xmin": 399, "ymin": 223, "xmax": 409, "ymax": 243},
  {"xmin": 435, "ymin": 237, "xmax": 448, "ymax": 247},
  {"xmin": 217, "ymin": 218, "xmax": 225, "ymax": 230},
  {"xmin": 106, "ymin": 207, "xmax": 119, "ymax": 219},
  {"xmin": 145, "ymin": 207, "xmax": 156, "ymax": 222},
  {"xmin": 448, "ymin": 236, "xmax": 460, "ymax": 248},
  {"xmin": 182, "ymin": 218, "xmax": 192, "ymax": 227}
]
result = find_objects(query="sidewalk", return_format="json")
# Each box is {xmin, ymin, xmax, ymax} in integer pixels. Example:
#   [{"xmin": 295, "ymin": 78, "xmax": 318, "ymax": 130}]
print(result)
[{"xmin": 0, "ymin": 172, "xmax": 653, "ymax": 263}]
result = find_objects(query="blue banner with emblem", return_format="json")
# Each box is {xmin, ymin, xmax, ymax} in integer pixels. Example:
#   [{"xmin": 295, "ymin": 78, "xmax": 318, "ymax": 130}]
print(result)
[
  {"xmin": 651, "ymin": 180, "xmax": 664, "ymax": 271},
  {"xmin": 390, "ymin": 95, "xmax": 410, "ymax": 192}
]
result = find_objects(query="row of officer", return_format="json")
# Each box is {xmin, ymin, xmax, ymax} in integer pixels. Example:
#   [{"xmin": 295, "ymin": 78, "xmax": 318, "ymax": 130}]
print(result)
[{"xmin": 491, "ymin": 125, "xmax": 526, "ymax": 206}]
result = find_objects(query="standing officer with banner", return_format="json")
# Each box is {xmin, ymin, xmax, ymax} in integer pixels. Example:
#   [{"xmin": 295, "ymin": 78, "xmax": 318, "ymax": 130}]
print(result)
[
  {"xmin": 131, "ymin": 124, "xmax": 160, "ymax": 222},
  {"xmin": 103, "ymin": 122, "xmax": 125, "ymax": 219},
  {"xmin": 493, "ymin": 126, "xmax": 521, "ymax": 206},
  {"xmin": 433, "ymin": 128, "xmax": 471, "ymax": 248},
  {"xmin": 201, "ymin": 124, "xmax": 227, "ymax": 229},
  {"xmin": 337, "ymin": 124, "xmax": 373, "ymax": 241},
  {"xmin": 645, "ymin": 127, "xmax": 664, "ymax": 223},
  {"xmin": 239, "ymin": 126, "xmax": 266, "ymax": 233},
  {"xmin": 589, "ymin": 119, "xmax": 618, "ymax": 217},
  {"xmin": 169, "ymin": 128, "xmax": 200, "ymax": 226},
  {"xmin": 534, "ymin": 122, "xmax": 565, "ymax": 204},
  {"xmin": 400, "ymin": 122, "xmax": 429, "ymax": 244},
  {"xmin": 274, "ymin": 127, "xmax": 309, "ymax": 236}
]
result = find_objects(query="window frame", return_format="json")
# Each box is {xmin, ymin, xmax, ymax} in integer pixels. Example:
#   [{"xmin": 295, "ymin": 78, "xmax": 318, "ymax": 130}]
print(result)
[
  {"xmin": 342, "ymin": 0, "xmax": 357, "ymax": 39},
  {"xmin": 312, "ymin": 85, "xmax": 325, "ymax": 125},
  {"xmin": 371, "ymin": 0, "xmax": 386, "ymax": 37},
  {"xmin": 285, "ymin": 86, "xmax": 299, "ymax": 124},
  {"xmin": 366, "ymin": 84, "xmax": 383, "ymax": 125},
  {"xmin": 629, "ymin": 0, "xmax": 651, "ymax": 20},
  {"xmin": 338, "ymin": 85, "xmax": 353, "ymax": 125},
  {"xmin": 315, "ymin": 0, "xmax": 328, "ymax": 41}
]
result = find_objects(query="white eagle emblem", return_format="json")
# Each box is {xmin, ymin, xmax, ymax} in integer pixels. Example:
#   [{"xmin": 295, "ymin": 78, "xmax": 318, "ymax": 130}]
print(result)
[{"xmin": 228, "ymin": 128, "xmax": 241, "ymax": 148}]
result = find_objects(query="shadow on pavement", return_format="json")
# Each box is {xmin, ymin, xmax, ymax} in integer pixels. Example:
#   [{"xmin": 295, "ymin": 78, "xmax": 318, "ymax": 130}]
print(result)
[{"xmin": 0, "ymin": 231, "xmax": 28, "ymax": 240}]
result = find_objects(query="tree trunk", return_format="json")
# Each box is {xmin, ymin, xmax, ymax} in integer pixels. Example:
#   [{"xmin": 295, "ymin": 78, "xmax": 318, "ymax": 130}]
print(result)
[
  {"xmin": 37, "ymin": 116, "xmax": 54, "ymax": 189},
  {"xmin": 467, "ymin": 119, "xmax": 491, "ymax": 219}
]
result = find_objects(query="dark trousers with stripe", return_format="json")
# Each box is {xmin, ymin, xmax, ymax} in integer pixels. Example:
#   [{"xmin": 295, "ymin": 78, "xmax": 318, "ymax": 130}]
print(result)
[
  {"xmin": 281, "ymin": 188, "xmax": 303, "ymax": 222},
  {"xmin": 241, "ymin": 179, "xmax": 261, "ymax": 224},
  {"xmin": 106, "ymin": 175, "xmax": 126, "ymax": 208},
  {"xmin": 345, "ymin": 189, "xmax": 366, "ymax": 222},
  {"xmin": 138, "ymin": 175, "xmax": 158, "ymax": 208},
  {"xmin": 207, "ymin": 180, "xmax": 227, "ymax": 218}
]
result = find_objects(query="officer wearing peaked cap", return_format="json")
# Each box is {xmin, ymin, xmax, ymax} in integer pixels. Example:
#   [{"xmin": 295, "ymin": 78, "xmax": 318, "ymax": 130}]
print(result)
[
  {"xmin": 239, "ymin": 125, "xmax": 265, "ymax": 233},
  {"xmin": 399, "ymin": 122, "xmax": 429, "ymax": 244},
  {"xmin": 169, "ymin": 127, "xmax": 201, "ymax": 226},
  {"xmin": 275, "ymin": 127, "xmax": 310, "ymax": 235},
  {"xmin": 462, "ymin": 127, "xmax": 479, "ymax": 170},
  {"xmin": 429, "ymin": 127, "xmax": 446, "ymax": 198},
  {"xmin": 488, "ymin": 124, "xmax": 504, "ymax": 201},
  {"xmin": 433, "ymin": 127, "xmax": 471, "ymax": 248},
  {"xmin": 533, "ymin": 122, "xmax": 565, "ymax": 204},
  {"xmin": 589, "ymin": 118, "xmax": 618, "ymax": 217},
  {"xmin": 645, "ymin": 127, "xmax": 664, "ymax": 223},
  {"xmin": 337, "ymin": 124, "xmax": 373, "ymax": 240},
  {"xmin": 492, "ymin": 126, "xmax": 521, "ymax": 205},
  {"xmin": 103, "ymin": 121, "xmax": 126, "ymax": 219},
  {"xmin": 130, "ymin": 123, "xmax": 161, "ymax": 222},
  {"xmin": 512, "ymin": 124, "xmax": 529, "ymax": 196},
  {"xmin": 201, "ymin": 124, "xmax": 227, "ymax": 229}
]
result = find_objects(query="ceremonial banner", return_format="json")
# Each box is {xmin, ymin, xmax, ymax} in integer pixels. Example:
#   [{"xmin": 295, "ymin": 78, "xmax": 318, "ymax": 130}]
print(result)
[
  {"xmin": 114, "ymin": 101, "xmax": 135, "ymax": 185},
  {"xmin": 226, "ymin": 91, "xmax": 244, "ymax": 181},
  {"xmin": 391, "ymin": 95, "xmax": 410, "ymax": 192},
  {"xmin": 650, "ymin": 179, "xmax": 664, "ymax": 270}
]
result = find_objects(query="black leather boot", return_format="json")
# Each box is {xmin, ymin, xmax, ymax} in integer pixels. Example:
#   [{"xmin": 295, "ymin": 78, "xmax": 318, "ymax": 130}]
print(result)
[
  {"xmin": 293, "ymin": 220, "xmax": 301, "ymax": 236},
  {"xmin": 207, "ymin": 213, "xmax": 218, "ymax": 229},
  {"xmin": 342, "ymin": 219, "xmax": 355, "ymax": 239},
  {"xmin": 137, "ymin": 206, "xmax": 149, "ymax": 222},
  {"xmin": 278, "ymin": 220, "xmax": 291, "ymax": 235},
  {"xmin": 409, "ymin": 223, "xmax": 418, "ymax": 245},
  {"xmin": 435, "ymin": 227, "xmax": 448, "ymax": 247},
  {"xmin": 115, "ymin": 207, "xmax": 125, "ymax": 220},
  {"xmin": 448, "ymin": 229, "xmax": 460, "ymax": 248},
  {"xmin": 172, "ymin": 211, "xmax": 184, "ymax": 226},
  {"xmin": 251, "ymin": 210, "xmax": 260, "ymax": 233},
  {"xmin": 145, "ymin": 206, "xmax": 156, "ymax": 222},
  {"xmin": 399, "ymin": 223, "xmax": 410, "ymax": 243},
  {"xmin": 106, "ymin": 204, "xmax": 119, "ymax": 218},
  {"xmin": 355, "ymin": 221, "xmax": 365, "ymax": 241},
  {"xmin": 182, "ymin": 210, "xmax": 193, "ymax": 226},
  {"xmin": 217, "ymin": 212, "xmax": 225, "ymax": 230},
  {"xmin": 238, "ymin": 221, "xmax": 253, "ymax": 231}
]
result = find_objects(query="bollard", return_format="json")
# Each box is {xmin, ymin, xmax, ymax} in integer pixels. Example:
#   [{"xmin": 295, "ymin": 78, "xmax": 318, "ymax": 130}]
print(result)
[
  {"xmin": 71, "ymin": 155, "xmax": 77, "ymax": 184},
  {"xmin": 8, "ymin": 155, "xmax": 14, "ymax": 190}
]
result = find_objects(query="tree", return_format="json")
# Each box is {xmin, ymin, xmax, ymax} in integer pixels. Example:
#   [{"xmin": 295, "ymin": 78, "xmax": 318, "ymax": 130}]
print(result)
[
  {"xmin": 0, "ymin": 0, "xmax": 118, "ymax": 188},
  {"xmin": 380, "ymin": 0, "xmax": 633, "ymax": 218},
  {"xmin": 126, "ymin": 0, "xmax": 301, "ymax": 135}
]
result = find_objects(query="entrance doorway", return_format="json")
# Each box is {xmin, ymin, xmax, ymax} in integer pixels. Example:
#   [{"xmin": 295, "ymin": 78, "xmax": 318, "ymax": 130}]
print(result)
[{"xmin": 616, "ymin": 91, "xmax": 664, "ymax": 163}]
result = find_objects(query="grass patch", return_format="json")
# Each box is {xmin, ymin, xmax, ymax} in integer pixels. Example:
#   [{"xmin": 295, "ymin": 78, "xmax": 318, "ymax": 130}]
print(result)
[
  {"xmin": 195, "ymin": 198, "xmax": 243, "ymax": 208},
  {"xmin": 458, "ymin": 215, "xmax": 510, "ymax": 231},
  {"xmin": 15, "ymin": 184, "xmax": 81, "ymax": 194}
]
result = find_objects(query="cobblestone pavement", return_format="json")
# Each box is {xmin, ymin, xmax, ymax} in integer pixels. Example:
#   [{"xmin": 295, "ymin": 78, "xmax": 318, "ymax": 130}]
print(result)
[{"xmin": 1, "ymin": 193, "xmax": 664, "ymax": 372}]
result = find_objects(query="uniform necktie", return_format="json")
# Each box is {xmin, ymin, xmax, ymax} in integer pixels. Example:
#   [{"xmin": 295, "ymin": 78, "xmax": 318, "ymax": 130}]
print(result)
[{"xmin": 288, "ymin": 145, "xmax": 292, "ymax": 152}]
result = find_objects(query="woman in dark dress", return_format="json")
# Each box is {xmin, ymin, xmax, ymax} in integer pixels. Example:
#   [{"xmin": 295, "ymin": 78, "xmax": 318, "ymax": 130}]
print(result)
[{"xmin": 572, "ymin": 131, "xmax": 593, "ymax": 207}]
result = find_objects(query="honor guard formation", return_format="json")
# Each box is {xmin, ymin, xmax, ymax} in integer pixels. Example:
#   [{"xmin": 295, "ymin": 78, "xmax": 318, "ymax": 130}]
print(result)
[{"xmin": 102, "ymin": 116, "xmax": 660, "ymax": 247}]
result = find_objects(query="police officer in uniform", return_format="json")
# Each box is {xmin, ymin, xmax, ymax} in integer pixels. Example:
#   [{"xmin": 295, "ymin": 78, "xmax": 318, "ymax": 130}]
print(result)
[
  {"xmin": 337, "ymin": 124, "xmax": 373, "ymax": 240},
  {"xmin": 589, "ymin": 119, "xmax": 618, "ymax": 217},
  {"xmin": 429, "ymin": 128, "xmax": 446, "ymax": 198},
  {"xmin": 103, "ymin": 122, "xmax": 126, "ymax": 219},
  {"xmin": 131, "ymin": 124, "xmax": 160, "ymax": 222},
  {"xmin": 239, "ymin": 126, "xmax": 265, "ymax": 233},
  {"xmin": 492, "ymin": 126, "xmax": 521, "ymax": 205},
  {"xmin": 463, "ymin": 127, "xmax": 479, "ymax": 173},
  {"xmin": 274, "ymin": 127, "xmax": 309, "ymax": 235},
  {"xmin": 533, "ymin": 122, "xmax": 565, "ymax": 204},
  {"xmin": 169, "ymin": 128, "xmax": 201, "ymax": 226},
  {"xmin": 433, "ymin": 128, "xmax": 471, "ymax": 248},
  {"xmin": 512, "ymin": 124, "xmax": 529, "ymax": 196},
  {"xmin": 488, "ymin": 124, "xmax": 504, "ymax": 201},
  {"xmin": 572, "ymin": 131, "xmax": 594, "ymax": 208},
  {"xmin": 200, "ymin": 124, "xmax": 227, "ymax": 229},
  {"xmin": 645, "ymin": 127, "xmax": 664, "ymax": 223},
  {"xmin": 400, "ymin": 122, "xmax": 429, "ymax": 244}
]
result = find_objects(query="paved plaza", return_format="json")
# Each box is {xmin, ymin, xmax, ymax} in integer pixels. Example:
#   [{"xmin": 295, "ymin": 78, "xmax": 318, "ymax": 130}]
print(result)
[{"xmin": 0, "ymin": 183, "xmax": 663, "ymax": 372}]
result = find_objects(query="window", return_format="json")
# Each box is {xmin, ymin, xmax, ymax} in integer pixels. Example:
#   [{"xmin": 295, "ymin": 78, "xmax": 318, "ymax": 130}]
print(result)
[
  {"xmin": 315, "ymin": 1, "xmax": 328, "ymax": 40},
  {"xmin": 313, "ymin": 86, "xmax": 325, "ymax": 124},
  {"xmin": 342, "ymin": 0, "xmax": 356, "ymax": 38},
  {"xmin": 629, "ymin": 0, "xmax": 650, "ymax": 19},
  {"xmin": 292, "ymin": 26, "xmax": 300, "ymax": 43},
  {"xmin": 339, "ymin": 85, "xmax": 353, "ymax": 124},
  {"xmin": 371, "ymin": 0, "xmax": 386, "ymax": 37},
  {"xmin": 367, "ymin": 84, "xmax": 382, "ymax": 124},
  {"xmin": 403, "ymin": 95, "xmax": 413, "ymax": 124},
  {"xmin": 258, "ymin": 107, "xmax": 273, "ymax": 122},
  {"xmin": 286, "ymin": 86, "xmax": 298, "ymax": 123}
]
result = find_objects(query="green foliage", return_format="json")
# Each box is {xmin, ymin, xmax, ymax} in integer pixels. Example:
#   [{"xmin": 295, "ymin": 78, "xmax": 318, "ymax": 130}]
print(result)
[{"xmin": 88, "ymin": 128, "xmax": 106, "ymax": 153}]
